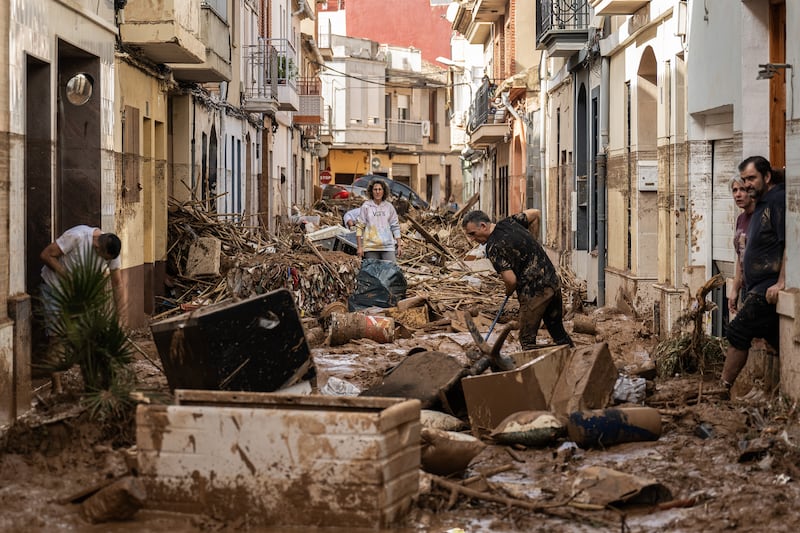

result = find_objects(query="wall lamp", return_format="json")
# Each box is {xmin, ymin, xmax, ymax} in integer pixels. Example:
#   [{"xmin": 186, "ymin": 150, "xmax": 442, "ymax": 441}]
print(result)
[{"xmin": 757, "ymin": 63, "xmax": 792, "ymax": 80}]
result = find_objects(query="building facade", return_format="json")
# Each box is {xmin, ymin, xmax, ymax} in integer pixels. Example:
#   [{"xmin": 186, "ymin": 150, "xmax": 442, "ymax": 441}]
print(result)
[
  {"xmin": 319, "ymin": 36, "xmax": 460, "ymax": 207},
  {"xmin": 451, "ymin": 1, "xmax": 543, "ymax": 224},
  {"xmin": 1, "ymin": 0, "xmax": 325, "ymax": 422}
]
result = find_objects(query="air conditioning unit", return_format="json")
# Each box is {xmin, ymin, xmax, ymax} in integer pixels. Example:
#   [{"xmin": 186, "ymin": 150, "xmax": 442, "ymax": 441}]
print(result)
[{"xmin": 421, "ymin": 120, "xmax": 431, "ymax": 137}]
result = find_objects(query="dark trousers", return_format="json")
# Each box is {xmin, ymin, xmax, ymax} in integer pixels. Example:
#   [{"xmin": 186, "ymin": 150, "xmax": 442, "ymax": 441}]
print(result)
[{"xmin": 518, "ymin": 287, "xmax": 574, "ymax": 350}]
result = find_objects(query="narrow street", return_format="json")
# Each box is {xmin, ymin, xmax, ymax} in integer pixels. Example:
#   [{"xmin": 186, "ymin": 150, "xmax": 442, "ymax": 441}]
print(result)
[
  {"xmin": 2, "ymin": 203, "xmax": 799, "ymax": 532},
  {"xmin": 1, "ymin": 1, "xmax": 799, "ymax": 531}
]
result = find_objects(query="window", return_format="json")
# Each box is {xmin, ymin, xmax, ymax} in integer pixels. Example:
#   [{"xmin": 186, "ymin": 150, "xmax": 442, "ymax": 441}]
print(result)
[
  {"xmin": 201, "ymin": 0, "xmax": 227, "ymax": 22},
  {"xmin": 397, "ymin": 94, "xmax": 409, "ymax": 120},
  {"xmin": 428, "ymin": 92, "xmax": 438, "ymax": 143}
]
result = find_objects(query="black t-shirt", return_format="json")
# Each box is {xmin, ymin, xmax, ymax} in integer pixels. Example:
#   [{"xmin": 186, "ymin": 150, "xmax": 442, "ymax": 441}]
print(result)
[
  {"xmin": 743, "ymin": 183, "xmax": 785, "ymax": 295},
  {"xmin": 485, "ymin": 213, "xmax": 560, "ymax": 296}
]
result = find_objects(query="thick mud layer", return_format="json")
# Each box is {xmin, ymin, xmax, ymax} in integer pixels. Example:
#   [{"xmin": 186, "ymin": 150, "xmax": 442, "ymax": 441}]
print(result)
[{"xmin": 2, "ymin": 314, "xmax": 799, "ymax": 532}]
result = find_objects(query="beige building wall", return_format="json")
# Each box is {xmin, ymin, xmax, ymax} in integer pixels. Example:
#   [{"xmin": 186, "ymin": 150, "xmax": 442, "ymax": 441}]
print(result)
[
  {"xmin": 3, "ymin": 0, "xmax": 118, "ymax": 421},
  {"xmin": 543, "ymin": 81, "xmax": 573, "ymax": 254},
  {"xmin": 514, "ymin": 0, "xmax": 540, "ymax": 73},
  {"xmin": 778, "ymin": 2, "xmax": 800, "ymax": 400},
  {"xmin": 0, "ymin": 0, "xmax": 12, "ymax": 423},
  {"xmin": 599, "ymin": 3, "xmax": 684, "ymax": 317},
  {"xmin": 115, "ymin": 61, "xmax": 169, "ymax": 325}
]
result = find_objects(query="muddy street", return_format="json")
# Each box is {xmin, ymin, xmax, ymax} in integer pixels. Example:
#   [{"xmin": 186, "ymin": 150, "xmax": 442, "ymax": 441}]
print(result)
[
  {"xmin": 2, "ymin": 302, "xmax": 799, "ymax": 532},
  {"xmin": 1, "ymin": 200, "xmax": 796, "ymax": 532}
]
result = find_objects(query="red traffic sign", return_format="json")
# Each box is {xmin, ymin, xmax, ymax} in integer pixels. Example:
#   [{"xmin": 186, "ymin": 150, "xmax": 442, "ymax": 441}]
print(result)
[{"xmin": 320, "ymin": 170, "xmax": 332, "ymax": 184}]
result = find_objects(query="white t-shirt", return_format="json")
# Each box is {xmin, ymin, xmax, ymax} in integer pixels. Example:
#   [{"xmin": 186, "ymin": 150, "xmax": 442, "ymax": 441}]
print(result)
[
  {"xmin": 343, "ymin": 208, "xmax": 360, "ymax": 227},
  {"xmin": 41, "ymin": 225, "xmax": 121, "ymax": 286}
]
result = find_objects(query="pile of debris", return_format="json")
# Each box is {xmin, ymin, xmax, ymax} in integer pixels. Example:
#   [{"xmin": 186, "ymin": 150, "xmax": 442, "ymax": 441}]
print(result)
[
  {"xmin": 160, "ymin": 196, "xmax": 519, "ymax": 320},
  {"xmin": 160, "ymin": 198, "xmax": 362, "ymax": 318}
]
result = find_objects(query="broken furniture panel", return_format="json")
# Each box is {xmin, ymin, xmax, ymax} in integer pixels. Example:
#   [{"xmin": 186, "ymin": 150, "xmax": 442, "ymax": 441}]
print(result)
[
  {"xmin": 150, "ymin": 289, "xmax": 310, "ymax": 392},
  {"xmin": 184, "ymin": 236, "xmax": 221, "ymax": 277},
  {"xmin": 137, "ymin": 391, "xmax": 421, "ymax": 528},
  {"xmin": 462, "ymin": 362, "xmax": 547, "ymax": 436},
  {"xmin": 549, "ymin": 342, "xmax": 617, "ymax": 416},
  {"xmin": 361, "ymin": 351, "xmax": 469, "ymax": 415}
]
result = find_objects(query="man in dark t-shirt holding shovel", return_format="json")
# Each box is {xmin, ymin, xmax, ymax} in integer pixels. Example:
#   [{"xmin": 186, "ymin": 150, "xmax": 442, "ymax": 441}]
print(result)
[{"xmin": 462, "ymin": 209, "xmax": 573, "ymax": 350}]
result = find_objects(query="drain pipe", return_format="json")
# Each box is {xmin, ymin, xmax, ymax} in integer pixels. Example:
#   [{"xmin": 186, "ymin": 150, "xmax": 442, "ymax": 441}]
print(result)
[
  {"xmin": 596, "ymin": 55, "xmax": 610, "ymax": 307},
  {"xmin": 191, "ymin": 95, "xmax": 196, "ymax": 195}
]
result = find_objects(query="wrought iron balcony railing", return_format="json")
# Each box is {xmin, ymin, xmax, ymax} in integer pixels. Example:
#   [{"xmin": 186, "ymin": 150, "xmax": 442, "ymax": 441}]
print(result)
[
  {"xmin": 468, "ymin": 79, "xmax": 497, "ymax": 132},
  {"xmin": 242, "ymin": 38, "xmax": 297, "ymax": 97},
  {"xmin": 536, "ymin": 0, "xmax": 590, "ymax": 44}
]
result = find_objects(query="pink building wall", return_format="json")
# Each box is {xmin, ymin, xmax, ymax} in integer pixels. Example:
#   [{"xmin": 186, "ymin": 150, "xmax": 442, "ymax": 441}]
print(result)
[{"xmin": 344, "ymin": 0, "xmax": 452, "ymax": 63}]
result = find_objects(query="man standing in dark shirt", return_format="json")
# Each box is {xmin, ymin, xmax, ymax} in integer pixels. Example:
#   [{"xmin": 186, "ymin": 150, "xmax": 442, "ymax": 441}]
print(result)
[
  {"xmin": 462, "ymin": 209, "xmax": 574, "ymax": 349},
  {"xmin": 721, "ymin": 156, "xmax": 786, "ymax": 391}
]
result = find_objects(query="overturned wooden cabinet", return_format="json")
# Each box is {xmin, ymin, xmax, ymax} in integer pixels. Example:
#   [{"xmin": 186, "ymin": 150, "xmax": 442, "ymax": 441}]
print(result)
[
  {"xmin": 149, "ymin": 289, "xmax": 310, "ymax": 392},
  {"xmin": 137, "ymin": 390, "xmax": 421, "ymax": 528}
]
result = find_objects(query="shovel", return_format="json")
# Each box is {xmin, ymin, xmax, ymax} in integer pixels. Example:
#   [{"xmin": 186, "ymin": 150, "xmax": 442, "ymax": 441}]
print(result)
[{"xmin": 485, "ymin": 294, "xmax": 510, "ymax": 341}]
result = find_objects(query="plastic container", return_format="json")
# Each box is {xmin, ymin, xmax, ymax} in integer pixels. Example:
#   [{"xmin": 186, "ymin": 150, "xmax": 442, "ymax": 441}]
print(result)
[
  {"xmin": 334, "ymin": 234, "xmax": 358, "ymax": 255},
  {"xmin": 566, "ymin": 407, "xmax": 662, "ymax": 448},
  {"xmin": 306, "ymin": 225, "xmax": 349, "ymax": 242}
]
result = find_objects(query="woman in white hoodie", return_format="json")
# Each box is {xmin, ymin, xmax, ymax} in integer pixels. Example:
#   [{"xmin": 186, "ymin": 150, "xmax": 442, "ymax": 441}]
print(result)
[{"xmin": 356, "ymin": 178, "xmax": 402, "ymax": 261}]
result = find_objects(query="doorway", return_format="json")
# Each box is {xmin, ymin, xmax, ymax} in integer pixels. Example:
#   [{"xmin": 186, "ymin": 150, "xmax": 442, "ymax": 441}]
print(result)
[{"xmin": 56, "ymin": 40, "xmax": 102, "ymax": 234}]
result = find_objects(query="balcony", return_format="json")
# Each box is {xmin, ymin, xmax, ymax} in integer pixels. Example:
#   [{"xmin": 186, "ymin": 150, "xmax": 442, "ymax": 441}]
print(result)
[
  {"xmin": 536, "ymin": 0, "xmax": 590, "ymax": 58},
  {"xmin": 473, "ymin": 0, "xmax": 507, "ymax": 21},
  {"xmin": 467, "ymin": 80, "xmax": 508, "ymax": 147},
  {"xmin": 242, "ymin": 44, "xmax": 278, "ymax": 114},
  {"xmin": 241, "ymin": 39, "xmax": 299, "ymax": 112},
  {"xmin": 318, "ymin": 21, "xmax": 334, "ymax": 60},
  {"xmin": 386, "ymin": 119, "xmax": 423, "ymax": 146},
  {"xmin": 120, "ymin": 0, "xmax": 205, "ymax": 64},
  {"xmin": 319, "ymin": 106, "xmax": 333, "ymax": 143},
  {"xmin": 452, "ymin": 0, "xmax": 505, "ymax": 45},
  {"xmin": 169, "ymin": 3, "xmax": 232, "ymax": 82},
  {"xmin": 589, "ymin": 0, "xmax": 649, "ymax": 15},
  {"xmin": 293, "ymin": 78, "xmax": 324, "ymax": 124}
]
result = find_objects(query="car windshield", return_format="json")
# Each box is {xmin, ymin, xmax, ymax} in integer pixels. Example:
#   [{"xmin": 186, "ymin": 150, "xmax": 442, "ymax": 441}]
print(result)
[{"xmin": 353, "ymin": 176, "xmax": 428, "ymax": 209}]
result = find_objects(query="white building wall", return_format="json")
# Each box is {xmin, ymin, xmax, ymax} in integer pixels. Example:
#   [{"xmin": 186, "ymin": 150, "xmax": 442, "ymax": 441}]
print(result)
[
  {"xmin": 686, "ymin": 1, "xmax": 770, "ymax": 284},
  {"xmin": 786, "ymin": 4, "xmax": 800, "ymax": 291},
  {"xmin": 8, "ymin": 0, "xmax": 117, "ymax": 293}
]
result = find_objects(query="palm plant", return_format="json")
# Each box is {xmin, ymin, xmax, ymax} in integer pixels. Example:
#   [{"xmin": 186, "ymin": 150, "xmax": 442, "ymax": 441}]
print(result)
[{"xmin": 38, "ymin": 245, "xmax": 135, "ymax": 416}]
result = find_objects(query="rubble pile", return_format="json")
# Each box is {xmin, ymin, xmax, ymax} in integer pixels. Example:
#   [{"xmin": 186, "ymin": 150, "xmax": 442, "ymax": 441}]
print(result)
[
  {"xmin": 162, "ymin": 197, "xmax": 522, "ymax": 319},
  {"xmin": 161, "ymin": 198, "xmax": 362, "ymax": 317}
]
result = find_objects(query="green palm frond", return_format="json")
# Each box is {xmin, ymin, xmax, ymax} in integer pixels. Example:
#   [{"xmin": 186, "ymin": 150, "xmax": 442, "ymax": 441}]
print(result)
[
  {"xmin": 38, "ymin": 244, "xmax": 135, "ymax": 399},
  {"xmin": 82, "ymin": 367, "xmax": 136, "ymax": 423}
]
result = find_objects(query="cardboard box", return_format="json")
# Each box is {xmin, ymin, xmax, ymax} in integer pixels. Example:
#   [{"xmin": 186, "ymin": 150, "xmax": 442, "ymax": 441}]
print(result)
[
  {"xmin": 138, "ymin": 391, "xmax": 421, "ymax": 528},
  {"xmin": 462, "ymin": 360, "xmax": 546, "ymax": 435}
]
